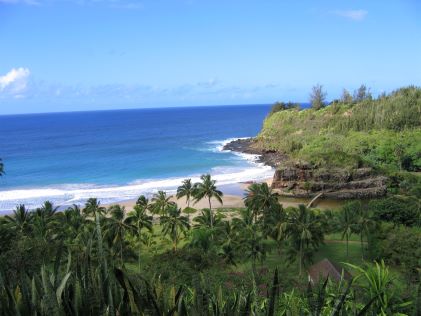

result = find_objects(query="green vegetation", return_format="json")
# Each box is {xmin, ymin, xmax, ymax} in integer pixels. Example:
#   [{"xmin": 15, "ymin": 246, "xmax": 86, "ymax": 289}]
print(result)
[
  {"xmin": 0, "ymin": 175, "xmax": 419, "ymax": 315},
  {"xmin": 259, "ymin": 86, "xmax": 421, "ymax": 171},
  {"xmin": 0, "ymin": 87, "xmax": 420, "ymax": 314}
]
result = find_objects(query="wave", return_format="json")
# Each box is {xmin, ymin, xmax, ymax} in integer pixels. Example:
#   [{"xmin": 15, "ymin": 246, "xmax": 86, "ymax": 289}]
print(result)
[{"xmin": 0, "ymin": 137, "xmax": 272, "ymax": 212}]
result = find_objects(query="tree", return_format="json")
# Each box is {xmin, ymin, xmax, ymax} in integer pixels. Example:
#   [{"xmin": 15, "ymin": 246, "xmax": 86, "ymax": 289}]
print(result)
[
  {"xmin": 337, "ymin": 202, "xmax": 358, "ymax": 258},
  {"xmin": 354, "ymin": 202, "xmax": 375, "ymax": 259},
  {"xmin": 193, "ymin": 174, "xmax": 223, "ymax": 229},
  {"xmin": 32, "ymin": 201, "xmax": 59, "ymax": 241},
  {"xmin": 124, "ymin": 204, "xmax": 153, "ymax": 271},
  {"xmin": 353, "ymin": 84, "xmax": 372, "ymax": 102},
  {"xmin": 0, "ymin": 158, "xmax": 4, "ymax": 176},
  {"xmin": 310, "ymin": 84, "xmax": 327, "ymax": 110},
  {"xmin": 233, "ymin": 208, "xmax": 268, "ymax": 277},
  {"xmin": 244, "ymin": 182, "xmax": 279, "ymax": 224},
  {"xmin": 150, "ymin": 191, "xmax": 174, "ymax": 216},
  {"xmin": 287, "ymin": 205, "xmax": 324, "ymax": 275},
  {"xmin": 340, "ymin": 88, "xmax": 353, "ymax": 103},
  {"xmin": 176, "ymin": 178, "xmax": 194, "ymax": 208},
  {"xmin": 160, "ymin": 204, "xmax": 190, "ymax": 251},
  {"xmin": 269, "ymin": 101, "xmax": 300, "ymax": 116},
  {"xmin": 193, "ymin": 208, "xmax": 224, "ymax": 234},
  {"xmin": 4, "ymin": 204, "xmax": 31, "ymax": 234},
  {"xmin": 105, "ymin": 204, "xmax": 131, "ymax": 266},
  {"xmin": 135, "ymin": 195, "xmax": 149, "ymax": 209},
  {"xmin": 61, "ymin": 204, "xmax": 85, "ymax": 241},
  {"xmin": 82, "ymin": 198, "xmax": 114, "ymax": 310}
]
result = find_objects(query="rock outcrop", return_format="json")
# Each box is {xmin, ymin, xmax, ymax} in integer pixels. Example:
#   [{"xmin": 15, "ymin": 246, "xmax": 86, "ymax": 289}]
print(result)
[
  {"xmin": 224, "ymin": 138, "xmax": 388, "ymax": 200},
  {"xmin": 271, "ymin": 164, "xmax": 387, "ymax": 199},
  {"xmin": 223, "ymin": 138, "xmax": 286, "ymax": 168}
]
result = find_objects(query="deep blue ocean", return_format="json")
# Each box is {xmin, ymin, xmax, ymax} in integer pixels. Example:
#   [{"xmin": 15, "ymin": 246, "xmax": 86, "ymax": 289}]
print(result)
[{"xmin": 0, "ymin": 105, "xmax": 273, "ymax": 211}]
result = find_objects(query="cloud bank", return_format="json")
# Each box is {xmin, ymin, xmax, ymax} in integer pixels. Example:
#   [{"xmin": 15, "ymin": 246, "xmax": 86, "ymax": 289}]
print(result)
[{"xmin": 0, "ymin": 68, "xmax": 31, "ymax": 97}]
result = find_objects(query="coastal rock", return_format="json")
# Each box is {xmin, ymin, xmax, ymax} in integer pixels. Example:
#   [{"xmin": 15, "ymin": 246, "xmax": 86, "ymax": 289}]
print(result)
[
  {"xmin": 272, "ymin": 166, "xmax": 387, "ymax": 200},
  {"xmin": 224, "ymin": 138, "xmax": 388, "ymax": 200},
  {"xmin": 223, "ymin": 138, "xmax": 287, "ymax": 168}
]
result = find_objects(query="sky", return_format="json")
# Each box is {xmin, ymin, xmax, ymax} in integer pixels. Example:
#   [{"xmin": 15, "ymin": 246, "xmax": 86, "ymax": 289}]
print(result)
[{"xmin": 0, "ymin": 0, "xmax": 420, "ymax": 114}]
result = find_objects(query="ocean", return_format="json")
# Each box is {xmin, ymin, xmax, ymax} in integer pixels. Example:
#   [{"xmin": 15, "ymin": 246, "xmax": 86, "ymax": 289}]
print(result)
[{"xmin": 0, "ymin": 104, "xmax": 273, "ymax": 211}]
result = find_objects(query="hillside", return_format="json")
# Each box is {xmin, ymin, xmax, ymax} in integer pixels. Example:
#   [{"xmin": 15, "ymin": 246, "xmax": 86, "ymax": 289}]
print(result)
[
  {"xmin": 226, "ymin": 87, "xmax": 421, "ymax": 199},
  {"xmin": 257, "ymin": 86, "xmax": 421, "ymax": 172}
]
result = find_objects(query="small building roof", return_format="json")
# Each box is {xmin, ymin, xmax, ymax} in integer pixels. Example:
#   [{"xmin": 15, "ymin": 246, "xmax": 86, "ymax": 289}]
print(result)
[{"xmin": 308, "ymin": 258, "xmax": 351, "ymax": 284}]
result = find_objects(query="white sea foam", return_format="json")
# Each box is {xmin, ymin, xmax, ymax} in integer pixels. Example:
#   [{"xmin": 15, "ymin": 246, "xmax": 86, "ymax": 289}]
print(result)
[{"xmin": 0, "ymin": 137, "xmax": 273, "ymax": 212}]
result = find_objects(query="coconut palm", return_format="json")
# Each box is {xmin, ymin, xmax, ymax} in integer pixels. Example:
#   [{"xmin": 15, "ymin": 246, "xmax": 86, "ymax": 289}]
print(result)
[
  {"xmin": 287, "ymin": 205, "xmax": 324, "ymax": 275},
  {"xmin": 193, "ymin": 208, "xmax": 224, "ymax": 230},
  {"xmin": 338, "ymin": 202, "xmax": 358, "ymax": 259},
  {"xmin": 150, "ymin": 191, "xmax": 174, "ymax": 216},
  {"xmin": 160, "ymin": 204, "xmax": 190, "ymax": 251},
  {"xmin": 353, "ymin": 202, "xmax": 375, "ymax": 259},
  {"xmin": 82, "ymin": 198, "xmax": 114, "ymax": 310},
  {"xmin": 33, "ymin": 201, "xmax": 59, "ymax": 240},
  {"xmin": 124, "ymin": 204, "xmax": 153, "ymax": 271},
  {"xmin": 61, "ymin": 204, "xmax": 85, "ymax": 241},
  {"xmin": 4, "ymin": 204, "xmax": 31, "ymax": 234},
  {"xmin": 244, "ymin": 182, "xmax": 279, "ymax": 223},
  {"xmin": 135, "ymin": 195, "xmax": 149, "ymax": 209},
  {"xmin": 105, "ymin": 204, "xmax": 132, "ymax": 265},
  {"xmin": 176, "ymin": 178, "xmax": 195, "ymax": 208},
  {"xmin": 193, "ymin": 174, "xmax": 223, "ymax": 228}
]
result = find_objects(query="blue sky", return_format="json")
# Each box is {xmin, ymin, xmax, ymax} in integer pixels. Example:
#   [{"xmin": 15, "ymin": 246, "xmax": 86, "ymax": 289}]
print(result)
[{"xmin": 0, "ymin": 0, "xmax": 420, "ymax": 114}]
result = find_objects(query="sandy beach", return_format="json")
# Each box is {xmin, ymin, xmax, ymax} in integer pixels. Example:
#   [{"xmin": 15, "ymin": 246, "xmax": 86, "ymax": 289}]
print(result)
[
  {"xmin": 104, "ymin": 178, "xmax": 273, "ymax": 211},
  {"xmin": 104, "ymin": 176, "xmax": 343, "ymax": 212}
]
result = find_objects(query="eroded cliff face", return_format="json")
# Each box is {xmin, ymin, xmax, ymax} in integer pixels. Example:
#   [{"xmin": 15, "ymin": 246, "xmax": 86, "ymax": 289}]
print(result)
[
  {"xmin": 224, "ymin": 138, "xmax": 388, "ymax": 200},
  {"xmin": 271, "ymin": 164, "xmax": 387, "ymax": 199}
]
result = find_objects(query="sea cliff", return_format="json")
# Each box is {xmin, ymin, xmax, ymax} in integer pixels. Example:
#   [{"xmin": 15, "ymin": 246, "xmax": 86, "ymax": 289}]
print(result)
[{"xmin": 224, "ymin": 87, "xmax": 421, "ymax": 200}]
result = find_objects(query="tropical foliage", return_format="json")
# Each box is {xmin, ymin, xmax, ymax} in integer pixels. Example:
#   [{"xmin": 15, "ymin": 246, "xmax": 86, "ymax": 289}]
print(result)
[{"xmin": 259, "ymin": 86, "xmax": 421, "ymax": 171}]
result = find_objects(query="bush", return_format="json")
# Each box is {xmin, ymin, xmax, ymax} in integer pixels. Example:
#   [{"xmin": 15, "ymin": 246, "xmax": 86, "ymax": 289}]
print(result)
[
  {"xmin": 369, "ymin": 196, "xmax": 420, "ymax": 227},
  {"xmin": 368, "ymin": 223, "xmax": 421, "ymax": 282}
]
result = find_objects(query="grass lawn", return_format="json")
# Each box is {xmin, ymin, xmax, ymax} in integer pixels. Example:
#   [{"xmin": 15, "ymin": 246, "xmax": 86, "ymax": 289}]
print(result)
[{"xmin": 314, "ymin": 241, "xmax": 363, "ymax": 267}]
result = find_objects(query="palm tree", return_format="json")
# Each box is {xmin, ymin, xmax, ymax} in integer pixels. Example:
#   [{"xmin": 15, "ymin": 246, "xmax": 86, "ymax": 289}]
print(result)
[
  {"xmin": 176, "ymin": 178, "xmax": 194, "ymax": 208},
  {"xmin": 124, "ymin": 204, "xmax": 153, "ymax": 271},
  {"xmin": 263, "ymin": 203, "xmax": 288, "ymax": 253},
  {"xmin": 232, "ymin": 208, "xmax": 267, "ymax": 276},
  {"xmin": 193, "ymin": 174, "xmax": 223, "ymax": 228},
  {"xmin": 338, "ymin": 202, "xmax": 358, "ymax": 259},
  {"xmin": 61, "ymin": 204, "xmax": 85, "ymax": 240},
  {"xmin": 160, "ymin": 204, "xmax": 190, "ymax": 251},
  {"xmin": 354, "ymin": 202, "xmax": 375, "ymax": 259},
  {"xmin": 218, "ymin": 221, "xmax": 238, "ymax": 265},
  {"xmin": 33, "ymin": 201, "xmax": 59, "ymax": 240},
  {"xmin": 193, "ymin": 208, "xmax": 224, "ymax": 230},
  {"xmin": 287, "ymin": 205, "xmax": 324, "ymax": 275},
  {"xmin": 150, "ymin": 191, "xmax": 174, "ymax": 216},
  {"xmin": 135, "ymin": 195, "xmax": 149, "ymax": 209},
  {"xmin": 105, "ymin": 204, "xmax": 131, "ymax": 265},
  {"xmin": 244, "ymin": 182, "xmax": 279, "ymax": 223},
  {"xmin": 82, "ymin": 198, "xmax": 114, "ymax": 310},
  {"xmin": 4, "ymin": 204, "xmax": 31, "ymax": 234}
]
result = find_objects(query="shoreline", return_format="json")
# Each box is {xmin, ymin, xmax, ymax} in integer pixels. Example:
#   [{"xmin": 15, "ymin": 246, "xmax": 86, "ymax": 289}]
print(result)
[{"xmin": 103, "ymin": 177, "xmax": 345, "ymax": 212}]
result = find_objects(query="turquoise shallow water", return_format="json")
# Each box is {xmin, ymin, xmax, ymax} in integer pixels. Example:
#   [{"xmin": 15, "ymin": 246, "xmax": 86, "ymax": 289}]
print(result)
[{"xmin": 0, "ymin": 105, "xmax": 273, "ymax": 211}]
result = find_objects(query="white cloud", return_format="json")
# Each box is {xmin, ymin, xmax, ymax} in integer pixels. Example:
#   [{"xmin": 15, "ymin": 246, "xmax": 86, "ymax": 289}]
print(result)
[
  {"xmin": 0, "ymin": 68, "xmax": 31, "ymax": 96},
  {"xmin": 332, "ymin": 9, "xmax": 368, "ymax": 21}
]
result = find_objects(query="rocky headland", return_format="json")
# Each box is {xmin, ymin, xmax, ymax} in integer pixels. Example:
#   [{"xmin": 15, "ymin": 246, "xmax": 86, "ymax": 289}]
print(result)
[{"xmin": 223, "ymin": 138, "xmax": 387, "ymax": 200}]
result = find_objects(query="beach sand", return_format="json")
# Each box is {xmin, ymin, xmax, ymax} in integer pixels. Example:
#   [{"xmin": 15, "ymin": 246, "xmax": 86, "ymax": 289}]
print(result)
[
  {"xmin": 104, "ymin": 177, "xmax": 342, "ymax": 212},
  {"xmin": 110, "ymin": 193, "xmax": 246, "ymax": 212}
]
